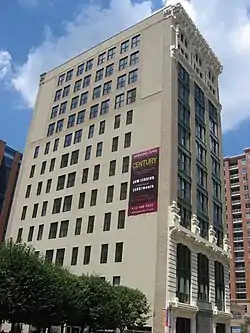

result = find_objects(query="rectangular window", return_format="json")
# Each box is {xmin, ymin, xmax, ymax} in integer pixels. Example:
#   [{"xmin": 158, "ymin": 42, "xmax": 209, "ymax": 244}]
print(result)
[
  {"xmin": 90, "ymin": 189, "xmax": 98, "ymax": 206},
  {"xmin": 95, "ymin": 68, "xmax": 104, "ymax": 81},
  {"xmin": 131, "ymin": 35, "xmax": 140, "ymax": 48},
  {"xmin": 178, "ymin": 149, "xmax": 191, "ymax": 175},
  {"xmin": 114, "ymin": 115, "xmax": 121, "ymax": 129},
  {"xmin": 57, "ymin": 175, "xmax": 66, "ymax": 191},
  {"xmin": 122, "ymin": 156, "xmax": 129, "ymax": 173},
  {"xmin": 51, "ymin": 105, "xmax": 58, "ymax": 119},
  {"xmin": 71, "ymin": 247, "xmax": 79, "ymax": 266},
  {"xmin": 113, "ymin": 276, "xmax": 121, "ymax": 286},
  {"xmin": 96, "ymin": 142, "xmax": 103, "ymax": 157},
  {"xmin": 85, "ymin": 145, "xmax": 92, "ymax": 160},
  {"xmin": 82, "ymin": 168, "xmax": 89, "ymax": 183},
  {"xmin": 70, "ymin": 96, "xmax": 79, "ymax": 109},
  {"xmin": 63, "ymin": 195, "xmax": 73, "ymax": 212},
  {"xmin": 89, "ymin": 104, "xmax": 99, "ymax": 119},
  {"xmin": 45, "ymin": 250, "xmax": 54, "ymax": 263},
  {"xmin": 47, "ymin": 123, "xmax": 55, "ymax": 137},
  {"xmin": 117, "ymin": 74, "xmax": 126, "ymax": 89},
  {"xmin": 126, "ymin": 88, "xmax": 136, "ymax": 104},
  {"xmin": 67, "ymin": 172, "xmax": 76, "ymax": 188},
  {"xmin": 93, "ymin": 86, "xmax": 101, "ymax": 99},
  {"xmin": 120, "ymin": 182, "xmax": 128, "ymax": 200},
  {"xmin": 27, "ymin": 226, "xmax": 34, "ymax": 242},
  {"xmin": 21, "ymin": 206, "xmax": 27, "ymax": 220},
  {"xmin": 103, "ymin": 212, "xmax": 111, "ymax": 231},
  {"xmin": 54, "ymin": 89, "xmax": 62, "ymax": 102},
  {"xmin": 130, "ymin": 51, "xmax": 139, "ymax": 66},
  {"xmin": 16, "ymin": 228, "xmax": 23, "ymax": 243},
  {"xmin": 37, "ymin": 224, "xmax": 44, "ymax": 241},
  {"xmin": 53, "ymin": 138, "xmax": 59, "ymax": 152},
  {"xmin": 77, "ymin": 110, "xmax": 85, "ymax": 124},
  {"xmin": 83, "ymin": 246, "xmax": 91, "ymax": 265},
  {"xmin": 55, "ymin": 248, "xmax": 65, "ymax": 266},
  {"xmin": 105, "ymin": 63, "xmax": 114, "ymax": 77},
  {"xmin": 124, "ymin": 132, "xmax": 131, "ymax": 148},
  {"xmin": 41, "ymin": 201, "xmax": 48, "ymax": 217},
  {"xmin": 100, "ymin": 244, "xmax": 109, "ymax": 264},
  {"xmin": 109, "ymin": 160, "xmax": 116, "ymax": 176},
  {"xmin": 83, "ymin": 74, "xmax": 91, "ymax": 87},
  {"xmin": 112, "ymin": 136, "xmax": 119, "ymax": 152},
  {"xmin": 77, "ymin": 63, "xmax": 84, "ymax": 76},
  {"xmin": 115, "ymin": 93, "xmax": 124, "ymax": 109},
  {"xmin": 60, "ymin": 153, "xmax": 69, "ymax": 168},
  {"xmin": 59, "ymin": 220, "xmax": 69, "ymax": 238},
  {"xmin": 80, "ymin": 92, "xmax": 88, "ymax": 105},
  {"xmin": 93, "ymin": 164, "xmax": 100, "ymax": 181},
  {"xmin": 107, "ymin": 47, "xmax": 116, "ymax": 60},
  {"xmin": 103, "ymin": 81, "xmax": 112, "ymax": 95},
  {"xmin": 115, "ymin": 242, "xmax": 123, "ymax": 262},
  {"xmin": 45, "ymin": 179, "xmax": 52, "ymax": 193},
  {"xmin": 119, "ymin": 57, "xmax": 128, "ymax": 71},
  {"xmin": 74, "ymin": 129, "xmax": 82, "ymax": 144},
  {"xmin": 36, "ymin": 181, "xmax": 43, "ymax": 195},
  {"xmin": 59, "ymin": 102, "xmax": 67, "ymax": 115},
  {"xmin": 49, "ymin": 222, "xmax": 58, "ymax": 239},
  {"xmin": 86, "ymin": 59, "xmax": 94, "ymax": 71},
  {"xmin": 66, "ymin": 69, "xmax": 73, "ymax": 82},
  {"xmin": 100, "ymin": 99, "xmax": 110, "ymax": 114},
  {"xmin": 56, "ymin": 119, "xmax": 64, "ymax": 133},
  {"xmin": 128, "ymin": 69, "xmax": 138, "ymax": 84},
  {"xmin": 75, "ymin": 218, "xmax": 82, "ymax": 235},
  {"xmin": 89, "ymin": 124, "xmax": 95, "ymax": 138},
  {"xmin": 74, "ymin": 79, "xmax": 82, "ymax": 92},
  {"xmin": 118, "ymin": 210, "xmax": 125, "ymax": 229},
  {"xmin": 87, "ymin": 216, "xmax": 95, "ymax": 233},
  {"xmin": 52, "ymin": 198, "xmax": 62, "ymax": 214},
  {"xmin": 44, "ymin": 142, "xmax": 50, "ymax": 155},
  {"xmin": 106, "ymin": 185, "xmax": 114, "ymax": 203},
  {"xmin": 57, "ymin": 74, "xmax": 65, "ymax": 86},
  {"xmin": 121, "ymin": 40, "xmax": 129, "ymax": 53},
  {"xmin": 178, "ymin": 176, "xmax": 191, "ymax": 202},
  {"xmin": 67, "ymin": 114, "xmax": 76, "ymax": 128},
  {"xmin": 214, "ymin": 261, "xmax": 225, "ymax": 311},
  {"xmin": 78, "ymin": 192, "xmax": 86, "ymax": 209},
  {"xmin": 64, "ymin": 133, "xmax": 72, "ymax": 147},
  {"xmin": 30, "ymin": 165, "xmax": 35, "ymax": 178},
  {"xmin": 62, "ymin": 85, "xmax": 70, "ymax": 98},
  {"xmin": 99, "ymin": 120, "xmax": 105, "ymax": 135},
  {"xmin": 32, "ymin": 203, "xmax": 39, "ymax": 218},
  {"xmin": 70, "ymin": 150, "xmax": 79, "ymax": 165},
  {"xmin": 25, "ymin": 185, "xmax": 31, "ymax": 198},
  {"xmin": 198, "ymin": 253, "xmax": 209, "ymax": 302}
]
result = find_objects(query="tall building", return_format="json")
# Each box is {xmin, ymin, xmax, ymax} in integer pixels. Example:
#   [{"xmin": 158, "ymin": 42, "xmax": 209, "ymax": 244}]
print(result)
[
  {"xmin": 6, "ymin": 3, "xmax": 231, "ymax": 333},
  {"xmin": 224, "ymin": 149, "xmax": 250, "ymax": 313},
  {"xmin": 0, "ymin": 140, "xmax": 22, "ymax": 242}
]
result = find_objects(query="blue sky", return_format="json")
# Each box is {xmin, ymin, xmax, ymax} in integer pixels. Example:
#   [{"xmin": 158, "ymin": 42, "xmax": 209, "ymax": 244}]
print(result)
[{"xmin": 0, "ymin": 0, "xmax": 250, "ymax": 156}]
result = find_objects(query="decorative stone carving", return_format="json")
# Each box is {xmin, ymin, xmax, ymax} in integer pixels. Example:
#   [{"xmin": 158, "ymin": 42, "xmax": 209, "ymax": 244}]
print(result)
[
  {"xmin": 191, "ymin": 214, "xmax": 200, "ymax": 235},
  {"xmin": 208, "ymin": 225, "xmax": 217, "ymax": 244},
  {"xmin": 223, "ymin": 234, "xmax": 231, "ymax": 254},
  {"xmin": 169, "ymin": 201, "xmax": 181, "ymax": 226}
]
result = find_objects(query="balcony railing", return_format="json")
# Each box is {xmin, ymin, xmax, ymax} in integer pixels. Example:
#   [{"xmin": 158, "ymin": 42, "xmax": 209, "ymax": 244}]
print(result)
[
  {"xmin": 215, "ymin": 300, "xmax": 225, "ymax": 311},
  {"xmin": 235, "ymin": 257, "xmax": 244, "ymax": 262},
  {"xmin": 176, "ymin": 291, "xmax": 190, "ymax": 304},
  {"xmin": 236, "ymin": 278, "xmax": 246, "ymax": 282},
  {"xmin": 233, "ymin": 219, "xmax": 242, "ymax": 223},
  {"xmin": 230, "ymin": 175, "xmax": 239, "ymax": 179},
  {"xmin": 236, "ymin": 288, "xmax": 246, "ymax": 293},
  {"xmin": 231, "ymin": 191, "xmax": 240, "ymax": 196},
  {"xmin": 234, "ymin": 247, "xmax": 244, "ymax": 251},
  {"xmin": 233, "ymin": 228, "xmax": 243, "ymax": 233},
  {"xmin": 234, "ymin": 238, "xmax": 244, "ymax": 242},
  {"xmin": 232, "ymin": 209, "xmax": 242, "ymax": 213},
  {"xmin": 229, "ymin": 164, "xmax": 238, "ymax": 170},
  {"xmin": 231, "ymin": 183, "xmax": 240, "ymax": 187}
]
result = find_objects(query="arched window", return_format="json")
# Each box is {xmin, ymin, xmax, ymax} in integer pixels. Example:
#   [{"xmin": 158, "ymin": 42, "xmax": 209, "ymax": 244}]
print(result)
[
  {"xmin": 197, "ymin": 253, "xmax": 209, "ymax": 301},
  {"xmin": 176, "ymin": 243, "xmax": 191, "ymax": 303}
]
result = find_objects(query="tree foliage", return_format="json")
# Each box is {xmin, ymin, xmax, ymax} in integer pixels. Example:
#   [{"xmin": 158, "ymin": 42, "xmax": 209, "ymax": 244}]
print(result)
[{"xmin": 0, "ymin": 241, "xmax": 150, "ymax": 331}]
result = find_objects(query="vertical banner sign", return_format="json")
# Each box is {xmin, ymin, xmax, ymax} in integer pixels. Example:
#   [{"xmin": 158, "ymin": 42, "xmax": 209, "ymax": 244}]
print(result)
[{"xmin": 128, "ymin": 147, "xmax": 159, "ymax": 216}]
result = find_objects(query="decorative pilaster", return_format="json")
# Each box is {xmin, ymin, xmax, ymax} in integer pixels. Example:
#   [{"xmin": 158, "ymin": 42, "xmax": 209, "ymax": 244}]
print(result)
[
  {"xmin": 191, "ymin": 251, "xmax": 198, "ymax": 306},
  {"xmin": 191, "ymin": 214, "xmax": 200, "ymax": 235},
  {"xmin": 209, "ymin": 259, "xmax": 215, "ymax": 304}
]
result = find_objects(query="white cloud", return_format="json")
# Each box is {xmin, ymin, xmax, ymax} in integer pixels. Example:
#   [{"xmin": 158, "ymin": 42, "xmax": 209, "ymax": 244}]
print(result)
[
  {"xmin": 0, "ymin": 51, "xmax": 11, "ymax": 80},
  {"xmin": 2, "ymin": 0, "xmax": 250, "ymax": 131}
]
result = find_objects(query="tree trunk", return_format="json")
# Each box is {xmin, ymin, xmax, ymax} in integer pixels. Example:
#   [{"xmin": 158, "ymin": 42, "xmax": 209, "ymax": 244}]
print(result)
[{"xmin": 60, "ymin": 324, "xmax": 64, "ymax": 333}]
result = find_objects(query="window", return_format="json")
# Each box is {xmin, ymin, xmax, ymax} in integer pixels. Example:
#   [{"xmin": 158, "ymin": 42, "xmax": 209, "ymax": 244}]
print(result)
[
  {"xmin": 63, "ymin": 195, "xmax": 73, "ymax": 212},
  {"xmin": 83, "ymin": 74, "xmax": 91, "ymax": 87},
  {"xmin": 53, "ymin": 138, "xmax": 59, "ymax": 152},
  {"xmin": 55, "ymin": 248, "xmax": 65, "ymax": 266},
  {"xmin": 121, "ymin": 40, "xmax": 129, "ymax": 53},
  {"xmin": 98, "ymin": 52, "xmax": 106, "ymax": 65},
  {"xmin": 105, "ymin": 63, "xmax": 114, "ymax": 77},
  {"xmin": 44, "ymin": 142, "xmax": 50, "ymax": 155},
  {"xmin": 87, "ymin": 216, "xmax": 95, "ymax": 233},
  {"xmin": 32, "ymin": 203, "xmax": 39, "ymax": 218},
  {"xmin": 96, "ymin": 142, "xmax": 103, "ymax": 157},
  {"xmin": 93, "ymin": 85, "xmax": 101, "ymax": 99},
  {"xmin": 82, "ymin": 168, "xmax": 89, "ymax": 183},
  {"xmin": 95, "ymin": 68, "xmax": 104, "ymax": 81},
  {"xmin": 115, "ymin": 93, "xmax": 124, "ymax": 108},
  {"xmin": 89, "ymin": 104, "xmax": 99, "ymax": 119},
  {"xmin": 85, "ymin": 145, "xmax": 92, "ymax": 160},
  {"xmin": 93, "ymin": 164, "xmax": 100, "ymax": 181},
  {"xmin": 197, "ymin": 165, "xmax": 207, "ymax": 188},
  {"xmin": 77, "ymin": 63, "xmax": 84, "ymax": 76},
  {"xmin": 56, "ymin": 119, "xmax": 64, "ymax": 133},
  {"xmin": 113, "ymin": 276, "xmax": 121, "ymax": 286},
  {"xmin": 45, "ymin": 179, "xmax": 52, "ymax": 193},
  {"xmin": 64, "ymin": 133, "xmax": 72, "ymax": 147},
  {"xmin": 196, "ymin": 142, "xmax": 206, "ymax": 163},
  {"xmin": 58, "ymin": 74, "xmax": 65, "ymax": 86},
  {"xmin": 66, "ymin": 69, "xmax": 73, "ymax": 81},
  {"xmin": 118, "ymin": 210, "xmax": 125, "ymax": 229},
  {"xmin": 124, "ymin": 132, "xmax": 131, "ymax": 148},
  {"xmin": 51, "ymin": 105, "xmax": 58, "ymax": 119},
  {"xmin": 16, "ymin": 228, "xmax": 23, "ymax": 243},
  {"xmin": 126, "ymin": 110, "xmax": 133, "ymax": 125},
  {"xmin": 100, "ymin": 99, "xmax": 110, "ymax": 114},
  {"xmin": 126, "ymin": 88, "xmax": 136, "ymax": 104},
  {"xmin": 67, "ymin": 114, "xmax": 76, "ymax": 128},
  {"xmin": 131, "ymin": 35, "xmax": 140, "ymax": 48},
  {"xmin": 109, "ymin": 160, "xmax": 116, "ymax": 176},
  {"xmin": 70, "ymin": 150, "xmax": 79, "ymax": 165},
  {"xmin": 41, "ymin": 201, "xmax": 48, "ymax": 217},
  {"xmin": 99, "ymin": 120, "xmax": 105, "ymax": 135},
  {"xmin": 80, "ymin": 91, "xmax": 88, "ymax": 106},
  {"xmin": 45, "ymin": 250, "xmax": 54, "ymax": 263},
  {"xmin": 128, "ymin": 69, "xmax": 138, "ymax": 84},
  {"xmin": 75, "ymin": 218, "xmax": 82, "ymax": 235},
  {"xmin": 198, "ymin": 253, "xmax": 209, "ymax": 302},
  {"xmin": 30, "ymin": 165, "xmax": 35, "ymax": 178},
  {"xmin": 21, "ymin": 206, "xmax": 27, "ymax": 220},
  {"xmin": 107, "ymin": 47, "xmax": 116, "ymax": 60},
  {"xmin": 215, "ymin": 261, "xmax": 225, "ymax": 311},
  {"xmin": 114, "ymin": 115, "xmax": 121, "ymax": 129},
  {"xmin": 37, "ymin": 181, "xmax": 43, "ymax": 195},
  {"xmin": 49, "ymin": 222, "xmax": 58, "ymax": 239},
  {"xmin": 27, "ymin": 226, "xmax": 34, "ymax": 242},
  {"xmin": 47, "ymin": 123, "xmax": 55, "ymax": 137},
  {"xmin": 77, "ymin": 110, "xmax": 85, "ymax": 124},
  {"xmin": 106, "ymin": 185, "xmax": 114, "ymax": 203},
  {"xmin": 74, "ymin": 129, "xmax": 82, "ymax": 144},
  {"xmin": 130, "ymin": 51, "xmax": 139, "ymax": 66},
  {"xmin": 62, "ymin": 85, "xmax": 70, "ymax": 98},
  {"xmin": 74, "ymin": 79, "xmax": 82, "ymax": 92},
  {"xmin": 78, "ymin": 192, "xmax": 86, "ymax": 209},
  {"xmin": 83, "ymin": 246, "xmax": 91, "ymax": 265},
  {"xmin": 54, "ymin": 89, "xmax": 62, "ymax": 101},
  {"xmin": 117, "ymin": 74, "xmax": 126, "ymax": 89},
  {"xmin": 178, "ymin": 149, "xmax": 191, "ymax": 175},
  {"xmin": 196, "ymin": 121, "xmax": 206, "ymax": 143},
  {"xmin": 90, "ymin": 189, "xmax": 98, "ymax": 206},
  {"xmin": 70, "ymin": 96, "xmax": 79, "ymax": 109},
  {"xmin": 178, "ymin": 176, "xmax": 191, "ymax": 202},
  {"xmin": 115, "ymin": 242, "xmax": 123, "ymax": 262},
  {"xmin": 122, "ymin": 156, "xmax": 129, "ymax": 173},
  {"xmin": 86, "ymin": 59, "xmax": 94, "ymax": 71},
  {"xmin": 37, "ymin": 224, "xmax": 44, "ymax": 241},
  {"xmin": 61, "ymin": 153, "xmax": 69, "ymax": 168},
  {"xmin": 67, "ymin": 172, "xmax": 76, "ymax": 188},
  {"xmin": 59, "ymin": 220, "xmax": 69, "ymax": 238},
  {"xmin": 71, "ymin": 247, "xmax": 79, "ymax": 266},
  {"xmin": 119, "ymin": 57, "xmax": 128, "ymax": 71},
  {"xmin": 176, "ymin": 244, "xmax": 191, "ymax": 303},
  {"xmin": 52, "ymin": 198, "xmax": 62, "ymax": 214},
  {"xmin": 103, "ymin": 213, "xmax": 111, "ymax": 231},
  {"xmin": 100, "ymin": 244, "xmax": 109, "ymax": 264},
  {"xmin": 103, "ymin": 81, "xmax": 112, "ymax": 95},
  {"xmin": 179, "ymin": 203, "xmax": 191, "ymax": 230},
  {"xmin": 112, "ymin": 136, "xmax": 119, "ymax": 152},
  {"xmin": 59, "ymin": 102, "xmax": 67, "ymax": 115},
  {"xmin": 120, "ymin": 182, "xmax": 128, "ymax": 200},
  {"xmin": 25, "ymin": 185, "xmax": 31, "ymax": 198}
]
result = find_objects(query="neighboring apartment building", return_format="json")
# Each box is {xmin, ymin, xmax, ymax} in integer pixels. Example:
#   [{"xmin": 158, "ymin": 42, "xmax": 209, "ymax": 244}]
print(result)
[
  {"xmin": 0, "ymin": 140, "xmax": 22, "ymax": 242},
  {"xmin": 6, "ymin": 3, "xmax": 231, "ymax": 333},
  {"xmin": 224, "ymin": 149, "xmax": 250, "ymax": 314}
]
